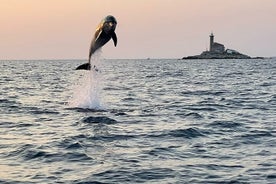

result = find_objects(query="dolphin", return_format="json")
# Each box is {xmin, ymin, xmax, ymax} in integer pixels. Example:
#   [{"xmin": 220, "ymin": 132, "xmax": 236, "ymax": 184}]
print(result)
[{"xmin": 76, "ymin": 15, "xmax": 117, "ymax": 70}]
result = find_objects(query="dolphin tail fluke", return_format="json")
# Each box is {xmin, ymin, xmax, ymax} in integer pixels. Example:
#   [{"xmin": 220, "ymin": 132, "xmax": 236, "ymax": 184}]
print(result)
[{"xmin": 76, "ymin": 63, "xmax": 91, "ymax": 70}]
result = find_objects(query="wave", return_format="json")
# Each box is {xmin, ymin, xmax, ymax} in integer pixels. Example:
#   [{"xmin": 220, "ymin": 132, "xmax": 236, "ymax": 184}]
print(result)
[
  {"xmin": 207, "ymin": 121, "xmax": 243, "ymax": 129},
  {"xmin": 5, "ymin": 143, "xmax": 93, "ymax": 163},
  {"xmin": 81, "ymin": 116, "xmax": 118, "ymax": 124},
  {"xmin": 147, "ymin": 127, "xmax": 207, "ymax": 139}
]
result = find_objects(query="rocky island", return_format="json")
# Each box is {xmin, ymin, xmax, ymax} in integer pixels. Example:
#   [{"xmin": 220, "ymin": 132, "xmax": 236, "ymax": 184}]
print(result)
[{"xmin": 182, "ymin": 33, "xmax": 258, "ymax": 59}]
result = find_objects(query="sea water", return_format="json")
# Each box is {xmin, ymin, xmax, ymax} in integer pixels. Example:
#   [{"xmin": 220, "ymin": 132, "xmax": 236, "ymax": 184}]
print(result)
[{"xmin": 0, "ymin": 58, "xmax": 275, "ymax": 183}]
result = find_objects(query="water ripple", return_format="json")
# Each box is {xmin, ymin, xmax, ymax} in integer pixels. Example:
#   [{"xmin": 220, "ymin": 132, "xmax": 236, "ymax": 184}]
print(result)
[{"xmin": 0, "ymin": 59, "xmax": 275, "ymax": 183}]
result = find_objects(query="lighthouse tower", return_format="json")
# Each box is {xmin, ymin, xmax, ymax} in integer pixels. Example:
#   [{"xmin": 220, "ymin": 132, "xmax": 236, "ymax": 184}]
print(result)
[{"xmin": 209, "ymin": 32, "xmax": 214, "ymax": 52}]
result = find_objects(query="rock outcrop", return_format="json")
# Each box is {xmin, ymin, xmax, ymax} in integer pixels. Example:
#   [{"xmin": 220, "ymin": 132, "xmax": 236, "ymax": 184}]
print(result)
[{"xmin": 182, "ymin": 49, "xmax": 251, "ymax": 59}]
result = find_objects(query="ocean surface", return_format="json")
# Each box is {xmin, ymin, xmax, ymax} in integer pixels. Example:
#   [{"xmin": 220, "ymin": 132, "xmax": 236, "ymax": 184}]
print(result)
[{"xmin": 0, "ymin": 58, "xmax": 275, "ymax": 183}]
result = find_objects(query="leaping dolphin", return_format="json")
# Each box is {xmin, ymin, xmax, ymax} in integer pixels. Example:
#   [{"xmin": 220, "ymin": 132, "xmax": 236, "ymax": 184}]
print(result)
[{"xmin": 76, "ymin": 15, "xmax": 117, "ymax": 70}]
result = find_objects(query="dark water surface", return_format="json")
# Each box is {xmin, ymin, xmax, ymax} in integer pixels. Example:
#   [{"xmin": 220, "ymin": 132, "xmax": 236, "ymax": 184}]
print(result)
[{"xmin": 0, "ymin": 59, "xmax": 275, "ymax": 183}]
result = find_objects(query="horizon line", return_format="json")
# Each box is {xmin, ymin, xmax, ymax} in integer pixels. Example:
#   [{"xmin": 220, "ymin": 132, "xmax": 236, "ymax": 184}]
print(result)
[{"xmin": 0, "ymin": 57, "xmax": 183, "ymax": 61}]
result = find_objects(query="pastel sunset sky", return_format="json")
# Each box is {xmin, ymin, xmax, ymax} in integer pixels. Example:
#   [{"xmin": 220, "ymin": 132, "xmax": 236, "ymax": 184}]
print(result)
[{"xmin": 0, "ymin": 0, "xmax": 275, "ymax": 59}]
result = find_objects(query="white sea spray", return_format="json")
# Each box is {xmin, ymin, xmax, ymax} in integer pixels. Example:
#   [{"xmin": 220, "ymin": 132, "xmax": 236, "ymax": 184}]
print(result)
[{"xmin": 68, "ymin": 50, "xmax": 106, "ymax": 110}]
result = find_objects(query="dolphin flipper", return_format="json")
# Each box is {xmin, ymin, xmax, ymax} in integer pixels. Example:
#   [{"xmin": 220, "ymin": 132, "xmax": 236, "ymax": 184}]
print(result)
[
  {"xmin": 76, "ymin": 63, "xmax": 91, "ymax": 70},
  {"xmin": 111, "ymin": 32, "xmax": 117, "ymax": 46}
]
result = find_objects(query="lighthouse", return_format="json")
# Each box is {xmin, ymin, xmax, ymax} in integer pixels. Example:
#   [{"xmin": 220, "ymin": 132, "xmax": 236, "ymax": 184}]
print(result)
[
  {"xmin": 209, "ymin": 32, "xmax": 225, "ymax": 53},
  {"xmin": 209, "ymin": 32, "xmax": 214, "ymax": 51}
]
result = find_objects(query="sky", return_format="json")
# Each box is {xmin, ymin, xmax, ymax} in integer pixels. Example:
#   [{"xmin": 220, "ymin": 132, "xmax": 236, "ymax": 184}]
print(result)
[{"xmin": 0, "ymin": 0, "xmax": 275, "ymax": 59}]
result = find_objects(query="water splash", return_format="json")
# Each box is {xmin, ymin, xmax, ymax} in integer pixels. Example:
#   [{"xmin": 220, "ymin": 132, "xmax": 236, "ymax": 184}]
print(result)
[{"xmin": 69, "ymin": 50, "xmax": 106, "ymax": 110}]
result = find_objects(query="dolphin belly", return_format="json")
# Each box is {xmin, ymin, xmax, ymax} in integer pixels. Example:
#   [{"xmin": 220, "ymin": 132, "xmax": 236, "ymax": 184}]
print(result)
[{"xmin": 90, "ymin": 33, "xmax": 111, "ymax": 57}]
